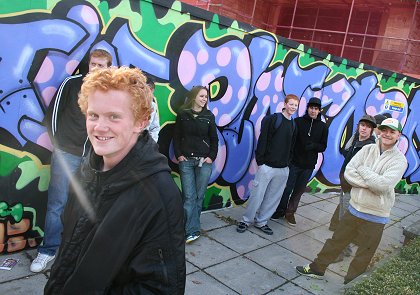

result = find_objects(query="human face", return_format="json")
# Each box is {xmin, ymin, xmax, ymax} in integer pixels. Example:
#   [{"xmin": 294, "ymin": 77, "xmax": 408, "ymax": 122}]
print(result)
[
  {"xmin": 358, "ymin": 121, "xmax": 373, "ymax": 141},
  {"xmin": 88, "ymin": 56, "xmax": 109, "ymax": 72},
  {"xmin": 192, "ymin": 89, "xmax": 208, "ymax": 111},
  {"xmin": 308, "ymin": 105, "xmax": 320, "ymax": 119},
  {"xmin": 86, "ymin": 89, "xmax": 146, "ymax": 171},
  {"xmin": 379, "ymin": 127, "xmax": 401, "ymax": 151},
  {"xmin": 283, "ymin": 98, "xmax": 299, "ymax": 117}
]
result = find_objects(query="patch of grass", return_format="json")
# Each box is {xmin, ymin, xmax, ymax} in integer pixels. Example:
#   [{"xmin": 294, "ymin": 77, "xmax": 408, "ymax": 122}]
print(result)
[{"xmin": 345, "ymin": 237, "xmax": 420, "ymax": 295}]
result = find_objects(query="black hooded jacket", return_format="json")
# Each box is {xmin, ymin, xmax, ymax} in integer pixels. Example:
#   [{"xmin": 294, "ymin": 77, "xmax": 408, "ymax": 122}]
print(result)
[
  {"xmin": 292, "ymin": 112, "xmax": 329, "ymax": 169},
  {"xmin": 45, "ymin": 132, "xmax": 186, "ymax": 295}
]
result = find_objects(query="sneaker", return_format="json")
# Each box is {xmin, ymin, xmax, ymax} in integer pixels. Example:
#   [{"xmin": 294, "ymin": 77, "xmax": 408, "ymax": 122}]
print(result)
[
  {"xmin": 270, "ymin": 211, "xmax": 285, "ymax": 220},
  {"xmin": 236, "ymin": 222, "xmax": 248, "ymax": 233},
  {"xmin": 255, "ymin": 224, "xmax": 273, "ymax": 235},
  {"xmin": 186, "ymin": 234, "xmax": 200, "ymax": 244},
  {"xmin": 285, "ymin": 213, "xmax": 297, "ymax": 226},
  {"xmin": 30, "ymin": 253, "xmax": 55, "ymax": 273},
  {"xmin": 296, "ymin": 264, "xmax": 324, "ymax": 279}
]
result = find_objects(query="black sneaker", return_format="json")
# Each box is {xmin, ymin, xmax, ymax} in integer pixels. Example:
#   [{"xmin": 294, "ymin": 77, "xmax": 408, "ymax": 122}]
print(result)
[
  {"xmin": 236, "ymin": 222, "xmax": 248, "ymax": 233},
  {"xmin": 255, "ymin": 224, "xmax": 273, "ymax": 235},
  {"xmin": 296, "ymin": 264, "xmax": 324, "ymax": 279},
  {"xmin": 270, "ymin": 211, "xmax": 285, "ymax": 220},
  {"xmin": 285, "ymin": 213, "xmax": 296, "ymax": 226}
]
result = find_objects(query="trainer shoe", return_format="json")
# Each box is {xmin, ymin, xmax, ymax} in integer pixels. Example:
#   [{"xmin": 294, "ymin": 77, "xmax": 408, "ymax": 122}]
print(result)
[
  {"xmin": 270, "ymin": 211, "xmax": 285, "ymax": 220},
  {"xmin": 186, "ymin": 234, "xmax": 200, "ymax": 244},
  {"xmin": 296, "ymin": 264, "xmax": 324, "ymax": 279},
  {"xmin": 236, "ymin": 222, "xmax": 248, "ymax": 233},
  {"xmin": 30, "ymin": 253, "xmax": 55, "ymax": 273},
  {"xmin": 255, "ymin": 224, "xmax": 273, "ymax": 235},
  {"xmin": 285, "ymin": 213, "xmax": 297, "ymax": 226}
]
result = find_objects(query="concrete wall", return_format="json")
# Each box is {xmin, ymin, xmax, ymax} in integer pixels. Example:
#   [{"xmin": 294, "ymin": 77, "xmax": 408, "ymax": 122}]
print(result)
[{"xmin": 0, "ymin": 0, "xmax": 419, "ymax": 254}]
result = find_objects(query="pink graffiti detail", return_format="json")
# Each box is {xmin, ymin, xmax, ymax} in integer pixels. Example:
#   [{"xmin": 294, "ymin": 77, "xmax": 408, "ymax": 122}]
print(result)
[
  {"xmin": 202, "ymin": 73, "xmax": 216, "ymax": 87},
  {"xmin": 376, "ymin": 91, "xmax": 385, "ymax": 100},
  {"xmin": 65, "ymin": 60, "xmax": 79, "ymax": 75},
  {"xmin": 221, "ymin": 85, "xmax": 233, "ymax": 104},
  {"xmin": 322, "ymin": 94, "xmax": 329, "ymax": 103},
  {"xmin": 342, "ymin": 92, "xmax": 350, "ymax": 101},
  {"xmin": 216, "ymin": 47, "xmax": 231, "ymax": 67},
  {"xmin": 197, "ymin": 49, "xmax": 208, "ymax": 65},
  {"xmin": 394, "ymin": 91, "xmax": 406, "ymax": 102},
  {"xmin": 42, "ymin": 86, "xmax": 57, "ymax": 106},
  {"xmin": 214, "ymin": 144, "xmax": 226, "ymax": 173},
  {"xmin": 237, "ymin": 48, "xmax": 250, "ymax": 79},
  {"xmin": 81, "ymin": 5, "xmax": 99, "ymax": 25},
  {"xmin": 274, "ymin": 71, "xmax": 283, "ymax": 92},
  {"xmin": 248, "ymin": 158, "xmax": 258, "ymax": 175},
  {"xmin": 237, "ymin": 185, "xmax": 245, "ymax": 198},
  {"xmin": 366, "ymin": 106, "xmax": 377, "ymax": 116},
  {"xmin": 238, "ymin": 86, "xmax": 247, "ymax": 101},
  {"xmin": 212, "ymin": 107, "xmax": 219, "ymax": 117},
  {"xmin": 37, "ymin": 132, "xmax": 53, "ymax": 151},
  {"xmin": 34, "ymin": 57, "xmax": 54, "ymax": 84},
  {"xmin": 255, "ymin": 114, "xmax": 265, "ymax": 139},
  {"xmin": 332, "ymin": 79, "xmax": 345, "ymax": 93},
  {"xmin": 398, "ymin": 136, "xmax": 409, "ymax": 154},
  {"xmin": 248, "ymin": 179, "xmax": 254, "ymax": 190},
  {"xmin": 218, "ymin": 113, "xmax": 232, "ymax": 126},
  {"xmin": 251, "ymin": 103, "xmax": 257, "ymax": 115},
  {"xmin": 178, "ymin": 51, "xmax": 196, "ymax": 85},
  {"xmin": 275, "ymin": 102, "xmax": 284, "ymax": 113},
  {"xmin": 328, "ymin": 104, "xmax": 340, "ymax": 116},
  {"xmin": 256, "ymin": 72, "xmax": 271, "ymax": 91},
  {"xmin": 273, "ymin": 94, "xmax": 278, "ymax": 104},
  {"xmin": 262, "ymin": 95, "xmax": 270, "ymax": 107}
]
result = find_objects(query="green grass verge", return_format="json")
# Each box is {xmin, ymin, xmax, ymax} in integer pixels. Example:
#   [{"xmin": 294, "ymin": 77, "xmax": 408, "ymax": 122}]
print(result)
[{"xmin": 345, "ymin": 237, "xmax": 420, "ymax": 295}]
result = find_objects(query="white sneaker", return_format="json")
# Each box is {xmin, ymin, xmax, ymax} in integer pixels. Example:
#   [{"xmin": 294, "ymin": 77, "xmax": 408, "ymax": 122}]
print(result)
[{"xmin": 30, "ymin": 253, "xmax": 55, "ymax": 273}]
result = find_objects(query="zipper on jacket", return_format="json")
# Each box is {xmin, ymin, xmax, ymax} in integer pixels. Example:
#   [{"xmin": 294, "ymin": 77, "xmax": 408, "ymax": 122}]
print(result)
[
  {"xmin": 202, "ymin": 139, "xmax": 209, "ymax": 147},
  {"xmin": 158, "ymin": 249, "xmax": 169, "ymax": 285}
]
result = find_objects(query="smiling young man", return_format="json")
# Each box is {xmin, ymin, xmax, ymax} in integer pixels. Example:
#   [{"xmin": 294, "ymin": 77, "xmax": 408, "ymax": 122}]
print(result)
[
  {"xmin": 271, "ymin": 97, "xmax": 328, "ymax": 225},
  {"xmin": 296, "ymin": 118, "xmax": 407, "ymax": 284},
  {"xmin": 45, "ymin": 67, "xmax": 185, "ymax": 294},
  {"xmin": 237, "ymin": 94, "xmax": 299, "ymax": 235}
]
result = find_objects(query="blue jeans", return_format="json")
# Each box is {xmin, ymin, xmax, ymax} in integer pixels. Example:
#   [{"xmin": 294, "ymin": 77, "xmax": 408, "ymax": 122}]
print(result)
[
  {"xmin": 179, "ymin": 159, "xmax": 212, "ymax": 237},
  {"xmin": 38, "ymin": 148, "xmax": 81, "ymax": 256}
]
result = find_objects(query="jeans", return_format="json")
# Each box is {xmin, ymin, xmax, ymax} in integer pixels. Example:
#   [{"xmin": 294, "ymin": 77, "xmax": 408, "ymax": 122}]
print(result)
[
  {"xmin": 275, "ymin": 164, "xmax": 313, "ymax": 215},
  {"xmin": 179, "ymin": 158, "xmax": 212, "ymax": 237},
  {"xmin": 38, "ymin": 148, "xmax": 81, "ymax": 256}
]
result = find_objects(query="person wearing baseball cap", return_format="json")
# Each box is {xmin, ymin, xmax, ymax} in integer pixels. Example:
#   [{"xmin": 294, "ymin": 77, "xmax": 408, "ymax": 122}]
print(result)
[
  {"xmin": 374, "ymin": 113, "xmax": 391, "ymax": 138},
  {"xmin": 296, "ymin": 117, "xmax": 407, "ymax": 284}
]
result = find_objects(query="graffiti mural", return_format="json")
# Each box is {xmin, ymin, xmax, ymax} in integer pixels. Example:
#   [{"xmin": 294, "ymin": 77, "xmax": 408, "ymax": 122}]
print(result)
[{"xmin": 0, "ymin": 0, "xmax": 419, "ymax": 253}]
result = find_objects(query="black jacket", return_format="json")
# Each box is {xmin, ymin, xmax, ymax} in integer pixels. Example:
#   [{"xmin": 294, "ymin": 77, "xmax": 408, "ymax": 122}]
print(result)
[
  {"xmin": 173, "ymin": 108, "xmax": 218, "ymax": 161},
  {"xmin": 256, "ymin": 113, "xmax": 297, "ymax": 168},
  {"xmin": 339, "ymin": 133, "xmax": 375, "ymax": 192},
  {"xmin": 45, "ymin": 132, "xmax": 186, "ymax": 295},
  {"xmin": 292, "ymin": 113, "xmax": 329, "ymax": 169},
  {"xmin": 43, "ymin": 74, "xmax": 88, "ymax": 156}
]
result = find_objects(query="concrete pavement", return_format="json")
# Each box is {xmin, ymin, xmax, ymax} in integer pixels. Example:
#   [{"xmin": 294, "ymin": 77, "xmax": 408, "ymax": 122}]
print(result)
[{"xmin": 0, "ymin": 193, "xmax": 419, "ymax": 294}]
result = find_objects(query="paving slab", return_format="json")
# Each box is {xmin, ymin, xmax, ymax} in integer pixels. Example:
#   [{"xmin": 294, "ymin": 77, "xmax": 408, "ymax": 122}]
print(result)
[
  {"xmin": 185, "ymin": 270, "xmax": 238, "ymax": 295},
  {"xmin": 382, "ymin": 224, "xmax": 405, "ymax": 242},
  {"xmin": 304, "ymin": 225, "xmax": 334, "ymax": 244},
  {"xmin": 207, "ymin": 225, "xmax": 272, "ymax": 254},
  {"xmin": 0, "ymin": 274, "xmax": 48, "ymax": 295},
  {"xmin": 300, "ymin": 193, "xmax": 322, "ymax": 204},
  {"xmin": 0, "ymin": 251, "xmax": 34, "ymax": 282},
  {"xmin": 325, "ymin": 196, "xmax": 340, "ymax": 205},
  {"xmin": 397, "ymin": 195, "xmax": 420, "ymax": 207},
  {"xmin": 186, "ymin": 235, "xmax": 238, "ymax": 268},
  {"xmin": 268, "ymin": 282, "xmax": 313, "ymax": 294},
  {"xmin": 205, "ymin": 256, "xmax": 286, "ymax": 295},
  {"xmin": 389, "ymin": 205, "xmax": 412, "ymax": 218},
  {"xmin": 278, "ymin": 214, "xmax": 321, "ymax": 232},
  {"xmin": 277, "ymin": 233, "xmax": 325, "ymax": 261},
  {"xmin": 310, "ymin": 200, "xmax": 338, "ymax": 214},
  {"xmin": 292, "ymin": 269, "xmax": 344, "ymax": 295},
  {"xmin": 297, "ymin": 205, "xmax": 332, "ymax": 225},
  {"xmin": 393, "ymin": 200, "xmax": 419, "ymax": 213},
  {"xmin": 244, "ymin": 244, "xmax": 311, "ymax": 280},
  {"xmin": 215, "ymin": 205, "xmax": 246, "ymax": 224},
  {"xmin": 248, "ymin": 221, "xmax": 299, "ymax": 243},
  {"xmin": 200, "ymin": 212, "xmax": 230, "ymax": 232},
  {"xmin": 186, "ymin": 261, "xmax": 199, "ymax": 275}
]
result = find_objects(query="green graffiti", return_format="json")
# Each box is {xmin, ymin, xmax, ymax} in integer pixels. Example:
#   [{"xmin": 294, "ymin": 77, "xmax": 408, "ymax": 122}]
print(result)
[
  {"xmin": 24, "ymin": 206, "xmax": 44, "ymax": 237},
  {"xmin": 0, "ymin": 201, "xmax": 23, "ymax": 223},
  {"xmin": 377, "ymin": 73, "xmax": 414, "ymax": 97},
  {"xmin": 0, "ymin": 0, "xmax": 46, "ymax": 13},
  {"xmin": 0, "ymin": 147, "xmax": 50, "ymax": 191},
  {"xmin": 156, "ymin": 84, "xmax": 177, "ymax": 125},
  {"xmin": 203, "ymin": 185, "xmax": 231, "ymax": 209},
  {"xmin": 308, "ymin": 177, "xmax": 339, "ymax": 193},
  {"xmin": 297, "ymin": 46, "xmax": 316, "ymax": 67},
  {"xmin": 97, "ymin": 1, "xmax": 111, "ymax": 25}
]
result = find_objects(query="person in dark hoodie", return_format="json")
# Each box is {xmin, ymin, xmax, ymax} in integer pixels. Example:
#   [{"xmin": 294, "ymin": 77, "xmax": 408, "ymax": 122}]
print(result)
[
  {"xmin": 173, "ymin": 86, "xmax": 218, "ymax": 244},
  {"xmin": 44, "ymin": 67, "xmax": 186, "ymax": 294},
  {"xmin": 328, "ymin": 114, "xmax": 376, "ymax": 261},
  {"xmin": 271, "ymin": 97, "xmax": 328, "ymax": 225}
]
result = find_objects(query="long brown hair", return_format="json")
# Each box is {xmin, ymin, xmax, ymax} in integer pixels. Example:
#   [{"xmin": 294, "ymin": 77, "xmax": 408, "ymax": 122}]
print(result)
[{"xmin": 180, "ymin": 86, "xmax": 209, "ymax": 110}]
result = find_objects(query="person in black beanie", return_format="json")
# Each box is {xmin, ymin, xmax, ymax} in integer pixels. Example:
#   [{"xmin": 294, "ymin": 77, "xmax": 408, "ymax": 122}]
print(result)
[{"xmin": 271, "ymin": 97, "xmax": 329, "ymax": 225}]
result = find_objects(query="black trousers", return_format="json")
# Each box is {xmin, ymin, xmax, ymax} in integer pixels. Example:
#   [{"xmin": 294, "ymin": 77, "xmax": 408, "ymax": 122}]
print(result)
[{"xmin": 310, "ymin": 212, "xmax": 385, "ymax": 283}]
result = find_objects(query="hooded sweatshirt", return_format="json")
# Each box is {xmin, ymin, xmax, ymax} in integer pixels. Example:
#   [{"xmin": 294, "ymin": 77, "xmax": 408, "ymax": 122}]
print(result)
[
  {"xmin": 291, "ymin": 112, "xmax": 328, "ymax": 169},
  {"xmin": 45, "ymin": 131, "xmax": 186, "ymax": 295}
]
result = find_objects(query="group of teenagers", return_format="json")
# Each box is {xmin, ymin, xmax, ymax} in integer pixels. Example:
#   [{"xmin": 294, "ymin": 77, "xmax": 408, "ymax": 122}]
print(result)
[{"xmin": 27, "ymin": 48, "xmax": 407, "ymax": 294}]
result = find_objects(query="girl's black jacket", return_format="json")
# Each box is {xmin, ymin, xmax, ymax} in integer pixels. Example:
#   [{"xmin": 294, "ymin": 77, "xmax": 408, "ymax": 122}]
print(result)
[
  {"xmin": 45, "ymin": 131, "xmax": 186, "ymax": 294},
  {"xmin": 173, "ymin": 108, "xmax": 218, "ymax": 161}
]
